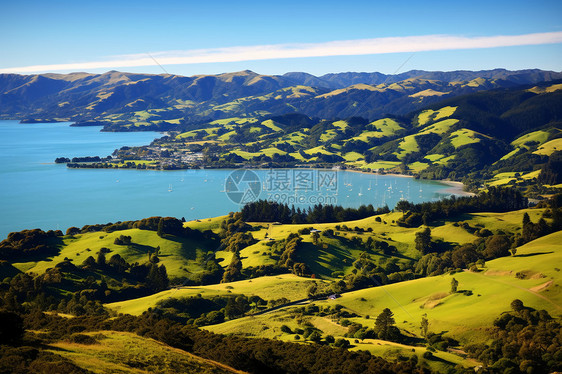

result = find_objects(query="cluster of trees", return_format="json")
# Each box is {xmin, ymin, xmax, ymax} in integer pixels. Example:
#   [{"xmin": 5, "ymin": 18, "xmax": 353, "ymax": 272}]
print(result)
[
  {"xmin": 220, "ymin": 232, "xmax": 256, "ymax": 253},
  {"xmin": 0, "ymin": 229, "xmax": 63, "ymax": 261},
  {"xmin": 80, "ymin": 250, "xmax": 169, "ymax": 293},
  {"xmin": 55, "ymin": 156, "xmax": 106, "ymax": 163},
  {"xmin": 277, "ymin": 233, "xmax": 303, "ymax": 270},
  {"xmin": 521, "ymin": 196, "xmax": 562, "ymax": 244},
  {"xmin": 396, "ymin": 187, "xmax": 528, "ymax": 227},
  {"xmin": 538, "ymin": 150, "xmax": 562, "ymax": 185},
  {"xmin": 154, "ymin": 294, "xmax": 267, "ymax": 326},
  {"xmin": 241, "ymin": 200, "xmax": 389, "ymax": 224},
  {"xmin": 113, "ymin": 235, "xmax": 132, "ymax": 245},
  {"xmin": 66, "ymin": 216, "xmax": 217, "ymax": 243},
  {"xmin": 341, "ymin": 308, "xmax": 402, "ymax": 343},
  {"xmin": 414, "ymin": 233, "xmax": 510, "ymax": 277},
  {"xmin": 465, "ymin": 300, "xmax": 561, "ymax": 373}
]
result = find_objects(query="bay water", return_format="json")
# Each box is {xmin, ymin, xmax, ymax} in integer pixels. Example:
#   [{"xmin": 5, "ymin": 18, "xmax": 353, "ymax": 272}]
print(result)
[{"xmin": 0, "ymin": 121, "xmax": 456, "ymax": 239}]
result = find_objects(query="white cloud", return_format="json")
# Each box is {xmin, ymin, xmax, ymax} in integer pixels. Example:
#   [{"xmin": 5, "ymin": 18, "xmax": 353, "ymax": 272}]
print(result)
[{"xmin": 2, "ymin": 32, "xmax": 562, "ymax": 74}]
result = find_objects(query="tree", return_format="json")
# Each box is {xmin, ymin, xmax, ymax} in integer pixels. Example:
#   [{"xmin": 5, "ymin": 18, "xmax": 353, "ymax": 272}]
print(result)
[
  {"xmin": 308, "ymin": 331, "xmax": 322, "ymax": 343},
  {"xmin": 221, "ymin": 251, "xmax": 243, "ymax": 283},
  {"xmin": 96, "ymin": 251, "xmax": 106, "ymax": 267},
  {"xmin": 311, "ymin": 231, "xmax": 320, "ymax": 246},
  {"xmin": 293, "ymin": 262, "xmax": 307, "ymax": 277},
  {"xmin": 81, "ymin": 255, "xmax": 96, "ymax": 269},
  {"xmin": 157, "ymin": 219, "xmax": 164, "ymax": 237},
  {"xmin": 280, "ymin": 325, "xmax": 292, "ymax": 334},
  {"xmin": 510, "ymin": 299, "xmax": 524, "ymax": 313},
  {"xmin": 66, "ymin": 226, "xmax": 80, "ymax": 236},
  {"xmin": 415, "ymin": 228, "xmax": 432, "ymax": 254},
  {"xmin": 147, "ymin": 263, "xmax": 169, "ymax": 291},
  {"xmin": 396, "ymin": 200, "xmax": 413, "ymax": 215},
  {"xmin": 334, "ymin": 338, "xmax": 350, "ymax": 348},
  {"xmin": 483, "ymin": 235, "xmax": 511, "ymax": 259},
  {"xmin": 108, "ymin": 254, "xmax": 129, "ymax": 272},
  {"xmin": 375, "ymin": 308, "xmax": 398, "ymax": 341},
  {"xmin": 450, "ymin": 277, "xmax": 458, "ymax": 293},
  {"xmin": 420, "ymin": 314, "xmax": 429, "ymax": 338}
]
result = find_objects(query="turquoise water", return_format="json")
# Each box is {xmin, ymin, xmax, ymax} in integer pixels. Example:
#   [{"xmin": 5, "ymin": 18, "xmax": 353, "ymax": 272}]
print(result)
[{"xmin": 0, "ymin": 120, "xmax": 455, "ymax": 239}]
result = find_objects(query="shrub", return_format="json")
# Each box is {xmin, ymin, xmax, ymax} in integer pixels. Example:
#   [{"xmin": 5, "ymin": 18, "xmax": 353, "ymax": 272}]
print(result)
[{"xmin": 68, "ymin": 333, "xmax": 98, "ymax": 345}]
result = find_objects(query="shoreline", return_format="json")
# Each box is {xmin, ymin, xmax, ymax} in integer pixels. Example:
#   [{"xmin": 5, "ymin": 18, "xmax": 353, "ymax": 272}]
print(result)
[
  {"xmin": 438, "ymin": 180, "xmax": 475, "ymax": 197},
  {"xmin": 342, "ymin": 168, "xmax": 474, "ymax": 197}
]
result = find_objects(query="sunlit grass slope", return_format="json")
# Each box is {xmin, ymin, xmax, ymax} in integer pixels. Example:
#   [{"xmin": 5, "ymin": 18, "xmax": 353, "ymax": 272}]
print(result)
[
  {"xmin": 106, "ymin": 274, "xmax": 324, "ymax": 315},
  {"xmin": 47, "ymin": 330, "xmax": 242, "ymax": 374}
]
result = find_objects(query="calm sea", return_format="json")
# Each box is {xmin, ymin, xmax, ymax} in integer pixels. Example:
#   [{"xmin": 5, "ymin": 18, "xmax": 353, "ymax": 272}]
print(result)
[{"xmin": 0, "ymin": 120, "xmax": 455, "ymax": 239}]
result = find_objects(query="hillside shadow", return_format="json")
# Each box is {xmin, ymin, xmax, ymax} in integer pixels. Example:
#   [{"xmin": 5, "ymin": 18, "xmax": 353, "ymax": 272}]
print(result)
[
  {"xmin": 296, "ymin": 242, "xmax": 347, "ymax": 278},
  {"xmin": 0, "ymin": 262, "xmax": 22, "ymax": 278},
  {"xmin": 429, "ymin": 213, "xmax": 474, "ymax": 227},
  {"xmin": 161, "ymin": 235, "xmax": 213, "ymax": 261},
  {"xmin": 129, "ymin": 242, "xmax": 156, "ymax": 254},
  {"xmin": 514, "ymin": 251, "xmax": 553, "ymax": 257}
]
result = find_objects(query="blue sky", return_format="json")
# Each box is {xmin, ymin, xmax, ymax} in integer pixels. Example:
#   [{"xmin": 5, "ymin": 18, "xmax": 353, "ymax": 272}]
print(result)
[{"xmin": 1, "ymin": 0, "xmax": 561, "ymax": 76}]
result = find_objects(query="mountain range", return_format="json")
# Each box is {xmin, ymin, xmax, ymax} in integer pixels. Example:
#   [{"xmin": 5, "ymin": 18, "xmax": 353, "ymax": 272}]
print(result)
[{"xmin": 1, "ymin": 68, "xmax": 561, "ymax": 126}]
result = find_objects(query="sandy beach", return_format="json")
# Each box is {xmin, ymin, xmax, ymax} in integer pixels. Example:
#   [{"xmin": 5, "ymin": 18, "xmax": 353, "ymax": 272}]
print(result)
[{"xmin": 438, "ymin": 180, "xmax": 475, "ymax": 197}]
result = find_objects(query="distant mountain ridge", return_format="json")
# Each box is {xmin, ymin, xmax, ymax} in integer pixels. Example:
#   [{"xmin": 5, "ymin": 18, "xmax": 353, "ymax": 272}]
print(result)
[
  {"xmin": 285, "ymin": 68, "xmax": 562, "ymax": 88},
  {"xmin": 1, "ymin": 68, "xmax": 561, "ymax": 126}
]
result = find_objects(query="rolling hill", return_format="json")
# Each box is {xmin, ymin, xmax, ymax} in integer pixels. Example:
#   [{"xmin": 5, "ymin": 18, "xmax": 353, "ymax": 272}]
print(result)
[
  {"xmin": 95, "ymin": 81, "xmax": 562, "ymax": 192},
  {"xmin": 1, "ymin": 69, "xmax": 561, "ymax": 127}
]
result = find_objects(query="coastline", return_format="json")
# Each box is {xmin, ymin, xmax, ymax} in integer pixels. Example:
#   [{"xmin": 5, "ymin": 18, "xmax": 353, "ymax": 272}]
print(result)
[
  {"xmin": 438, "ymin": 180, "xmax": 475, "ymax": 197},
  {"xmin": 342, "ymin": 168, "xmax": 474, "ymax": 197}
]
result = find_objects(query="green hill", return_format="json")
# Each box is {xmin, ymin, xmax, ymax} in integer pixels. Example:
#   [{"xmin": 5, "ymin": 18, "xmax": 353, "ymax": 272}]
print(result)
[
  {"xmin": 46, "ymin": 330, "xmax": 243, "ymax": 374},
  {"xmin": 204, "ymin": 231, "xmax": 562, "ymax": 371}
]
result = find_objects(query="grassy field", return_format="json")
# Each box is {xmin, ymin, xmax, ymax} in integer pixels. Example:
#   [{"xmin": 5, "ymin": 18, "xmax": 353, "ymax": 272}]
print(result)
[
  {"xmin": 533, "ymin": 138, "xmax": 562, "ymax": 156},
  {"xmin": 395, "ymin": 135, "xmax": 419, "ymax": 159},
  {"xmin": 103, "ymin": 208, "xmax": 547, "ymax": 316},
  {"xmin": 209, "ymin": 117, "xmax": 258, "ymax": 126},
  {"xmin": 260, "ymin": 119, "xmax": 283, "ymax": 132},
  {"xmin": 527, "ymin": 83, "xmax": 562, "ymax": 94},
  {"xmin": 177, "ymin": 127, "xmax": 219, "ymax": 140},
  {"xmin": 106, "ymin": 274, "xmax": 323, "ymax": 315},
  {"xmin": 207, "ymin": 230, "xmax": 562, "ymax": 348},
  {"xmin": 331, "ymin": 120, "xmax": 349, "ymax": 130},
  {"xmin": 499, "ymin": 148, "xmax": 521, "ymax": 161},
  {"xmin": 369, "ymin": 118, "xmax": 404, "ymax": 136},
  {"xmin": 418, "ymin": 118, "xmax": 459, "ymax": 135},
  {"xmin": 9, "ymin": 204, "xmax": 555, "ymax": 372},
  {"xmin": 303, "ymin": 146, "xmax": 336, "ymax": 156},
  {"xmin": 511, "ymin": 130, "xmax": 551, "ymax": 149},
  {"xmin": 319, "ymin": 128, "xmax": 339, "ymax": 142},
  {"xmin": 449, "ymin": 129, "xmax": 485, "ymax": 148},
  {"xmin": 362, "ymin": 161, "xmax": 402, "ymax": 170},
  {"xmin": 407, "ymin": 162, "xmax": 430, "ymax": 172},
  {"xmin": 342, "ymin": 151, "xmax": 364, "ymax": 161},
  {"xmin": 13, "ymin": 228, "xmax": 215, "ymax": 280},
  {"xmin": 416, "ymin": 106, "xmax": 457, "ymax": 126},
  {"xmin": 47, "ymin": 330, "xmax": 241, "ymax": 374}
]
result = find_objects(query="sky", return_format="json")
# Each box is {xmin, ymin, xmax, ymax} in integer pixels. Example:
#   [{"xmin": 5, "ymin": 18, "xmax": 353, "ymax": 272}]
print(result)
[{"xmin": 1, "ymin": 0, "xmax": 561, "ymax": 76}]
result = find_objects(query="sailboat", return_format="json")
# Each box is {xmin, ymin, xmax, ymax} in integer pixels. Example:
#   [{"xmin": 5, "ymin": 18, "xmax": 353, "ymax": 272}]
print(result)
[
  {"xmin": 368, "ymin": 180, "xmax": 372, "ymax": 191},
  {"xmin": 358, "ymin": 187, "xmax": 363, "ymax": 197},
  {"xmin": 168, "ymin": 184, "xmax": 173, "ymax": 192}
]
